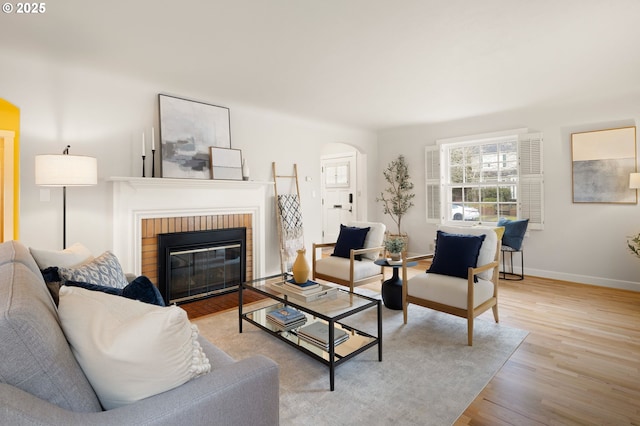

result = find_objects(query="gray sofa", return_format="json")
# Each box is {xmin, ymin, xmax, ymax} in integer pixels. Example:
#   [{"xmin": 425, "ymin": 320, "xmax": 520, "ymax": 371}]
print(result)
[{"xmin": 0, "ymin": 240, "xmax": 279, "ymax": 425}]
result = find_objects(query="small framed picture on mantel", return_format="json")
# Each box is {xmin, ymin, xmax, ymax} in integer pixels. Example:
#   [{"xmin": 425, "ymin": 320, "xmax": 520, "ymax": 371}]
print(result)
[{"xmin": 210, "ymin": 147, "xmax": 243, "ymax": 180}]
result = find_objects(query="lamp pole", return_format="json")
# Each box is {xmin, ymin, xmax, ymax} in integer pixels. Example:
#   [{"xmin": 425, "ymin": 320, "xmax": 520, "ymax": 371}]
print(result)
[{"xmin": 62, "ymin": 145, "xmax": 70, "ymax": 249}]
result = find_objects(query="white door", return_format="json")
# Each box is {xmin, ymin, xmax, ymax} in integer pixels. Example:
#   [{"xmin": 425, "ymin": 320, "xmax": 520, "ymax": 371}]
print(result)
[{"xmin": 321, "ymin": 153, "xmax": 357, "ymax": 243}]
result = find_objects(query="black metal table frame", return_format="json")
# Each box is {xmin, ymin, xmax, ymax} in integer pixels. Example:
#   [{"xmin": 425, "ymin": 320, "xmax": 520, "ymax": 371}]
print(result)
[{"xmin": 239, "ymin": 273, "xmax": 382, "ymax": 391}]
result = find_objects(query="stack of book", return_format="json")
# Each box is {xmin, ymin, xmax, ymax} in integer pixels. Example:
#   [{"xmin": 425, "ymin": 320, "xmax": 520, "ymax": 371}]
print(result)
[
  {"xmin": 283, "ymin": 279, "xmax": 322, "ymax": 296},
  {"xmin": 270, "ymin": 279, "xmax": 338, "ymax": 302},
  {"xmin": 297, "ymin": 321, "xmax": 349, "ymax": 351},
  {"xmin": 266, "ymin": 306, "xmax": 307, "ymax": 331}
]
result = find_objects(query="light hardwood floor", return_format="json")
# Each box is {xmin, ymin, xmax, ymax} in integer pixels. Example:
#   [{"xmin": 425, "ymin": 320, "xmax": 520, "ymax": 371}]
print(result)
[
  {"xmin": 183, "ymin": 266, "xmax": 640, "ymax": 425},
  {"xmin": 453, "ymin": 274, "xmax": 640, "ymax": 425}
]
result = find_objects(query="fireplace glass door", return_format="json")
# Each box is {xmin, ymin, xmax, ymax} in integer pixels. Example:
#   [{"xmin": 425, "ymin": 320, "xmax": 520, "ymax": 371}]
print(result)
[{"xmin": 169, "ymin": 243, "xmax": 242, "ymax": 303}]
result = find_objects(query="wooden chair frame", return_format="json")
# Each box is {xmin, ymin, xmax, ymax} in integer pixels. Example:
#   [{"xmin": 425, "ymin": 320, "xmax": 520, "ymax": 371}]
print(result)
[
  {"xmin": 401, "ymin": 237, "xmax": 501, "ymax": 346},
  {"xmin": 312, "ymin": 242, "xmax": 384, "ymax": 292}
]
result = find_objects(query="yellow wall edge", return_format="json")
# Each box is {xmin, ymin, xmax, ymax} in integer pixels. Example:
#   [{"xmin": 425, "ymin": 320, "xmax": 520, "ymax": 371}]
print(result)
[{"xmin": 0, "ymin": 99, "xmax": 20, "ymax": 240}]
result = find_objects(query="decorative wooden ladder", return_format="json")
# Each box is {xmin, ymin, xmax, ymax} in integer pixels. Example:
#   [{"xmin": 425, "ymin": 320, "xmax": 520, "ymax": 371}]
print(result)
[{"xmin": 272, "ymin": 162, "xmax": 304, "ymax": 274}]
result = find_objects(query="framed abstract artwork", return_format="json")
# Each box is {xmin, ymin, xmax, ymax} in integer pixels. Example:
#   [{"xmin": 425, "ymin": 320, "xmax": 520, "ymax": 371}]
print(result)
[
  {"xmin": 571, "ymin": 126, "xmax": 637, "ymax": 204},
  {"xmin": 158, "ymin": 94, "xmax": 231, "ymax": 179},
  {"xmin": 210, "ymin": 147, "xmax": 243, "ymax": 180}
]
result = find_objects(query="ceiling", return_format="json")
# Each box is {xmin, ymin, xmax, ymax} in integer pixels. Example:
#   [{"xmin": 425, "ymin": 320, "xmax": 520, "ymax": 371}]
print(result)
[{"xmin": 3, "ymin": 0, "xmax": 640, "ymax": 130}]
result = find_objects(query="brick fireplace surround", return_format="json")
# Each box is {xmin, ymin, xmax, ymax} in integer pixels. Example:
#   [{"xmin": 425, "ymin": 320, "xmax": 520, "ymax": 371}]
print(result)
[
  {"xmin": 141, "ymin": 213, "xmax": 254, "ymax": 286},
  {"xmin": 109, "ymin": 177, "xmax": 272, "ymax": 285}
]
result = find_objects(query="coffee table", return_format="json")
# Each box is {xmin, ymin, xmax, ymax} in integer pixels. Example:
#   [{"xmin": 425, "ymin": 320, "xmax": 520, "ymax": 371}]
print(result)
[{"xmin": 239, "ymin": 273, "xmax": 382, "ymax": 391}]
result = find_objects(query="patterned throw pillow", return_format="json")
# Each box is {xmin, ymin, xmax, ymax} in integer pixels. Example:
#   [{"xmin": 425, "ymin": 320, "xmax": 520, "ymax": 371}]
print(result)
[{"xmin": 58, "ymin": 251, "xmax": 129, "ymax": 289}]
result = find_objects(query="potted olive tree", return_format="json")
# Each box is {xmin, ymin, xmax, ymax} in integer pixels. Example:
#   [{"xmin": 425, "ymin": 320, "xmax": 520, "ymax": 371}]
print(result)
[{"xmin": 377, "ymin": 154, "xmax": 415, "ymax": 257}]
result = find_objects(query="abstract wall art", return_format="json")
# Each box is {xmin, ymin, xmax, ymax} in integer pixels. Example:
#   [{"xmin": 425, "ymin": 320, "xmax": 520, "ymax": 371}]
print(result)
[
  {"xmin": 571, "ymin": 126, "xmax": 637, "ymax": 204},
  {"xmin": 159, "ymin": 94, "xmax": 231, "ymax": 179}
]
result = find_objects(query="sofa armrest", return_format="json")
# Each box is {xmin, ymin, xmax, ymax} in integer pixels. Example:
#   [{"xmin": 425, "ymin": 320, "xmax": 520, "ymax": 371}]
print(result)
[{"xmin": 0, "ymin": 355, "xmax": 279, "ymax": 426}]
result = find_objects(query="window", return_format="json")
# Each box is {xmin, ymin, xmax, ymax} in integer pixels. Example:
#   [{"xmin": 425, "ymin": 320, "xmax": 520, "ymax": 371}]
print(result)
[{"xmin": 425, "ymin": 130, "xmax": 544, "ymax": 230}]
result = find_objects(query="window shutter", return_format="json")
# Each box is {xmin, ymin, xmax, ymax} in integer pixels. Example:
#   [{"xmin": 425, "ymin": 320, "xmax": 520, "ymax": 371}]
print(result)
[
  {"xmin": 425, "ymin": 145, "xmax": 441, "ymax": 224},
  {"xmin": 518, "ymin": 132, "xmax": 544, "ymax": 230}
]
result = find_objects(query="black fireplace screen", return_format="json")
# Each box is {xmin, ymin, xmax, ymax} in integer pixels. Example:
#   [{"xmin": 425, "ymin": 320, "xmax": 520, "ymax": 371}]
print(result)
[{"xmin": 158, "ymin": 228, "xmax": 246, "ymax": 304}]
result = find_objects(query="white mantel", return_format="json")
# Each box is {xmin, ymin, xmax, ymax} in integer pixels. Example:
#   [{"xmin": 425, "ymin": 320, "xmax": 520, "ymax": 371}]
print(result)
[{"xmin": 108, "ymin": 177, "xmax": 273, "ymax": 277}]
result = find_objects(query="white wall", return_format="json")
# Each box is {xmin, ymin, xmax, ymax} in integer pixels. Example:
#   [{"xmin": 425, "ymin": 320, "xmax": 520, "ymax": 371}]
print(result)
[
  {"xmin": 2, "ymin": 51, "xmax": 377, "ymax": 274},
  {"xmin": 376, "ymin": 92, "xmax": 640, "ymax": 291},
  {"xmin": 4, "ymin": 48, "xmax": 640, "ymax": 291}
]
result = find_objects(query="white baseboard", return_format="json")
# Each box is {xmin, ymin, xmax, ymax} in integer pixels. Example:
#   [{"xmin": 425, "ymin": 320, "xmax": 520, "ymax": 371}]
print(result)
[{"xmin": 525, "ymin": 267, "xmax": 640, "ymax": 292}]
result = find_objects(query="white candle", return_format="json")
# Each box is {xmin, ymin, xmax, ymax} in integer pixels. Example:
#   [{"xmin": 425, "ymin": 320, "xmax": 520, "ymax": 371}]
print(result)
[
  {"xmin": 142, "ymin": 132, "xmax": 146, "ymax": 156},
  {"xmin": 151, "ymin": 127, "xmax": 155, "ymax": 150}
]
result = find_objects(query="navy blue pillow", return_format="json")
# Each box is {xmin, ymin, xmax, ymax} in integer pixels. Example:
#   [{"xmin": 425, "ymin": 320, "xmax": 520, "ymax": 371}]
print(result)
[
  {"xmin": 64, "ymin": 280, "xmax": 122, "ymax": 295},
  {"xmin": 41, "ymin": 266, "xmax": 61, "ymax": 283},
  {"xmin": 497, "ymin": 218, "xmax": 529, "ymax": 250},
  {"xmin": 427, "ymin": 231, "xmax": 486, "ymax": 281},
  {"xmin": 64, "ymin": 276, "xmax": 165, "ymax": 306},
  {"xmin": 331, "ymin": 225, "xmax": 370, "ymax": 260},
  {"xmin": 122, "ymin": 275, "xmax": 166, "ymax": 306}
]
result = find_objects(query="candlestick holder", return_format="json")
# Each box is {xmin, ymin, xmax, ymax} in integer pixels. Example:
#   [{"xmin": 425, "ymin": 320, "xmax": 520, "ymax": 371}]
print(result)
[
  {"xmin": 152, "ymin": 149, "xmax": 156, "ymax": 178},
  {"xmin": 142, "ymin": 155, "xmax": 146, "ymax": 177}
]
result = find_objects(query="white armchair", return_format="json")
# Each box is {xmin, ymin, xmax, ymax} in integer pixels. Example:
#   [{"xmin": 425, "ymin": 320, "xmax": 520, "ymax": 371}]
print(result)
[
  {"xmin": 401, "ymin": 225, "xmax": 502, "ymax": 346},
  {"xmin": 312, "ymin": 221, "xmax": 386, "ymax": 292}
]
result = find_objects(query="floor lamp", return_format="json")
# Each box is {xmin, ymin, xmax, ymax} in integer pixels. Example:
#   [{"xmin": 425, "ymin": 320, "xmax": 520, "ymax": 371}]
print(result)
[{"xmin": 35, "ymin": 145, "xmax": 98, "ymax": 249}]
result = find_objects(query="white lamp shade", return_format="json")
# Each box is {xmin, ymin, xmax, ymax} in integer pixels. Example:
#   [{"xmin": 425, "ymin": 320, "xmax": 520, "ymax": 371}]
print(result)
[
  {"xmin": 35, "ymin": 155, "xmax": 98, "ymax": 186},
  {"xmin": 630, "ymin": 173, "xmax": 640, "ymax": 189}
]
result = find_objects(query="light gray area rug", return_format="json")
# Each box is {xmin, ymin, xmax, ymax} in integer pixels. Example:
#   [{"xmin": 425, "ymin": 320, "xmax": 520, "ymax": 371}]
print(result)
[{"xmin": 195, "ymin": 297, "xmax": 527, "ymax": 426}]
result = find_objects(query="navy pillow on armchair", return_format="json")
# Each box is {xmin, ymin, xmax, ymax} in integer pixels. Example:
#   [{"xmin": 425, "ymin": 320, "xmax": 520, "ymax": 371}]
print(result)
[
  {"xmin": 427, "ymin": 231, "xmax": 486, "ymax": 281},
  {"xmin": 331, "ymin": 224, "xmax": 370, "ymax": 260}
]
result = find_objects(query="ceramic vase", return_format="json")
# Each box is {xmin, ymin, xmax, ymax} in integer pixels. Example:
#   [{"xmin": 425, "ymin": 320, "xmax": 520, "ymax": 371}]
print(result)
[{"xmin": 292, "ymin": 249, "xmax": 310, "ymax": 284}]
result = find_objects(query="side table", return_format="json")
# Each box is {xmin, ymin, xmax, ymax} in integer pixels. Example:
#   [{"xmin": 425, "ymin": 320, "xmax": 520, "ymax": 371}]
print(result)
[{"xmin": 374, "ymin": 259, "xmax": 417, "ymax": 310}]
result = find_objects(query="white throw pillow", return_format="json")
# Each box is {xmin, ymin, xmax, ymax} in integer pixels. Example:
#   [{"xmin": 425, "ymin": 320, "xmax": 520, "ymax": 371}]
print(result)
[
  {"xmin": 58, "ymin": 286, "xmax": 211, "ymax": 410},
  {"xmin": 29, "ymin": 242, "xmax": 94, "ymax": 269}
]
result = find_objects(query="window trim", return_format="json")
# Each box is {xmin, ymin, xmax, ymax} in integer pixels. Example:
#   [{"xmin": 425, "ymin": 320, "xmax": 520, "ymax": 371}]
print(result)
[{"xmin": 425, "ymin": 128, "xmax": 544, "ymax": 230}]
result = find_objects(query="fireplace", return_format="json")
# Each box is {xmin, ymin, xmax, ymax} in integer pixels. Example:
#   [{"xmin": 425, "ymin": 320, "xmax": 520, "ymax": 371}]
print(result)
[
  {"xmin": 109, "ymin": 177, "xmax": 270, "ymax": 288},
  {"xmin": 158, "ymin": 228, "xmax": 246, "ymax": 305}
]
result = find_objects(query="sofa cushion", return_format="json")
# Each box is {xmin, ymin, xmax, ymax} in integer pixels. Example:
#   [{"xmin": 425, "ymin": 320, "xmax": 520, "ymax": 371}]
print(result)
[
  {"xmin": 331, "ymin": 224, "xmax": 370, "ymax": 260},
  {"xmin": 407, "ymin": 272, "xmax": 495, "ymax": 310},
  {"xmin": 58, "ymin": 250, "xmax": 129, "ymax": 289},
  {"xmin": 315, "ymin": 255, "xmax": 382, "ymax": 282},
  {"xmin": 58, "ymin": 286, "xmax": 211, "ymax": 410},
  {"xmin": 0, "ymin": 241, "xmax": 102, "ymax": 413},
  {"xmin": 29, "ymin": 242, "xmax": 94, "ymax": 270},
  {"xmin": 428, "ymin": 231, "xmax": 485, "ymax": 281}
]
